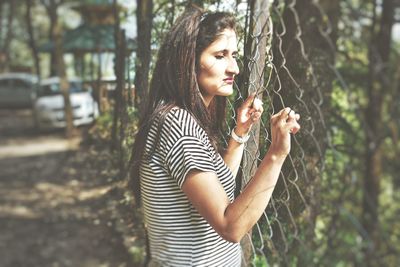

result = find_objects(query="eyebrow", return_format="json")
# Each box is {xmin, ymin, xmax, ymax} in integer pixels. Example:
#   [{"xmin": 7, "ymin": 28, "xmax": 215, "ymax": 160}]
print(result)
[{"xmin": 215, "ymin": 49, "xmax": 239, "ymax": 55}]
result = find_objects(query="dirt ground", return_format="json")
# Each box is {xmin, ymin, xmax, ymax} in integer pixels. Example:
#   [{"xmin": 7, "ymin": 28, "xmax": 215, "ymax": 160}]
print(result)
[{"xmin": 0, "ymin": 109, "xmax": 143, "ymax": 267}]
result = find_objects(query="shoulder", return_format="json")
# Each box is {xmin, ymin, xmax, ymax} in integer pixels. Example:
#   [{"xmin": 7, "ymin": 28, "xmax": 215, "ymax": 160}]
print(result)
[{"xmin": 164, "ymin": 107, "xmax": 206, "ymax": 139}]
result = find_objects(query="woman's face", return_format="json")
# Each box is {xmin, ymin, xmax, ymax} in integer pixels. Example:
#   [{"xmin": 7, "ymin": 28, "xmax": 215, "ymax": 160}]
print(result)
[{"xmin": 197, "ymin": 28, "xmax": 239, "ymax": 106}]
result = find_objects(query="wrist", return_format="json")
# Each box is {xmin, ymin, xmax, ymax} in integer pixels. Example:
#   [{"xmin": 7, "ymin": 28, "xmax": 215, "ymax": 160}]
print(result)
[
  {"xmin": 265, "ymin": 148, "xmax": 287, "ymax": 163},
  {"xmin": 233, "ymin": 126, "xmax": 249, "ymax": 137},
  {"xmin": 231, "ymin": 127, "xmax": 250, "ymax": 144}
]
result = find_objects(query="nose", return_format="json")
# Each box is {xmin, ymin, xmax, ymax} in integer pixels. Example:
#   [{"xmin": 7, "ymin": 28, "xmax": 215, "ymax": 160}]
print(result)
[{"xmin": 227, "ymin": 57, "xmax": 239, "ymax": 75}]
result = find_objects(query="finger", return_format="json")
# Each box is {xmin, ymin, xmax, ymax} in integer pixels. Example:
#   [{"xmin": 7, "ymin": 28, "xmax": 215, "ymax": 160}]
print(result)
[
  {"xmin": 272, "ymin": 107, "xmax": 291, "ymax": 126},
  {"xmin": 242, "ymin": 93, "xmax": 257, "ymax": 108},
  {"xmin": 287, "ymin": 112, "xmax": 300, "ymax": 122},
  {"xmin": 248, "ymin": 107, "xmax": 263, "ymax": 117},
  {"xmin": 286, "ymin": 121, "xmax": 301, "ymax": 135},
  {"xmin": 279, "ymin": 107, "xmax": 292, "ymax": 120},
  {"xmin": 252, "ymin": 98, "xmax": 263, "ymax": 111},
  {"xmin": 287, "ymin": 110, "xmax": 296, "ymax": 121},
  {"xmin": 270, "ymin": 108, "xmax": 286, "ymax": 122},
  {"xmin": 290, "ymin": 125, "xmax": 300, "ymax": 135},
  {"xmin": 251, "ymin": 111, "xmax": 262, "ymax": 121},
  {"xmin": 270, "ymin": 111, "xmax": 281, "ymax": 125}
]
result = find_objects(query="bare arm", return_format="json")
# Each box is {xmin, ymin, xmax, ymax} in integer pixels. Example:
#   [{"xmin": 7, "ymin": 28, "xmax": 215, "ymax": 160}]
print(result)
[
  {"xmin": 222, "ymin": 135, "xmax": 244, "ymax": 178},
  {"xmin": 183, "ymin": 107, "xmax": 300, "ymax": 243},
  {"xmin": 223, "ymin": 94, "xmax": 263, "ymax": 177}
]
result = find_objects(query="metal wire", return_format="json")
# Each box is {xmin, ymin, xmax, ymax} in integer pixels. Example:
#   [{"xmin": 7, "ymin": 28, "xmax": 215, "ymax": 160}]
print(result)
[{"xmin": 227, "ymin": 0, "xmax": 342, "ymax": 265}]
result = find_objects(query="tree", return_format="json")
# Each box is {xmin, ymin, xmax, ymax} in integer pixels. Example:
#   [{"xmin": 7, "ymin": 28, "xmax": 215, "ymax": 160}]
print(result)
[
  {"xmin": 111, "ymin": 0, "xmax": 127, "ymax": 176},
  {"xmin": 362, "ymin": 0, "xmax": 395, "ymax": 264},
  {"xmin": 0, "ymin": 0, "xmax": 15, "ymax": 72},
  {"xmin": 134, "ymin": 0, "xmax": 153, "ymax": 119},
  {"xmin": 40, "ymin": 0, "xmax": 63, "ymax": 76},
  {"xmin": 187, "ymin": 0, "xmax": 204, "ymax": 8},
  {"xmin": 41, "ymin": 0, "xmax": 74, "ymax": 138},
  {"xmin": 25, "ymin": 0, "xmax": 41, "ymax": 78},
  {"xmin": 237, "ymin": 0, "xmax": 272, "ymax": 264}
]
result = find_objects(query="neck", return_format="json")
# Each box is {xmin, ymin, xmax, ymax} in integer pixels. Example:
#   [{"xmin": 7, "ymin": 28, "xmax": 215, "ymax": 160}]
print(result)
[{"xmin": 201, "ymin": 94, "xmax": 213, "ymax": 107}]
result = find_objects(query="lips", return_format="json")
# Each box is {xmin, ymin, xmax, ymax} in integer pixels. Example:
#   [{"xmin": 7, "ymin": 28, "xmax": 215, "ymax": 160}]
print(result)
[{"xmin": 223, "ymin": 77, "xmax": 234, "ymax": 84}]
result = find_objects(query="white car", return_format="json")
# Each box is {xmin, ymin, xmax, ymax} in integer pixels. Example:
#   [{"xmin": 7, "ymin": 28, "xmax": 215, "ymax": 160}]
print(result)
[{"xmin": 33, "ymin": 77, "xmax": 99, "ymax": 129}]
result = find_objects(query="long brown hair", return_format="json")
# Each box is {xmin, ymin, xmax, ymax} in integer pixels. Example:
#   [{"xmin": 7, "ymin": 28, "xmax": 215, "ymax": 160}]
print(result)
[{"xmin": 129, "ymin": 8, "xmax": 236, "ymax": 205}]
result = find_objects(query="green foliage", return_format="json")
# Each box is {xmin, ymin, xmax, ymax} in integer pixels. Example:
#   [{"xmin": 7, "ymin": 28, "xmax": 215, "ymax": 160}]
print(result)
[
  {"xmin": 121, "ymin": 105, "xmax": 139, "ymax": 163},
  {"xmin": 87, "ymin": 105, "xmax": 138, "ymax": 165},
  {"xmin": 252, "ymin": 254, "xmax": 269, "ymax": 267},
  {"xmin": 128, "ymin": 245, "xmax": 146, "ymax": 265},
  {"xmin": 89, "ymin": 110, "xmax": 114, "ymax": 142}
]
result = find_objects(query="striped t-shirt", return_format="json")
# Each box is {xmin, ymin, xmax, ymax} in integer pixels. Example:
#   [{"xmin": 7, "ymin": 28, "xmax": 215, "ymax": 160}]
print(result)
[{"xmin": 140, "ymin": 108, "xmax": 241, "ymax": 266}]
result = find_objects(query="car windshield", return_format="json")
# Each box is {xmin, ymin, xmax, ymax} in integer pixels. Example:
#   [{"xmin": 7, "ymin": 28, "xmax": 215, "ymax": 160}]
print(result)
[{"xmin": 38, "ymin": 81, "xmax": 84, "ymax": 97}]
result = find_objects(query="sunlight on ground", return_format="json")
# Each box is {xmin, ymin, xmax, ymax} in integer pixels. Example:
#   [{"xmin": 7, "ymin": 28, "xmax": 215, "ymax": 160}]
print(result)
[
  {"xmin": 0, "ymin": 205, "xmax": 39, "ymax": 219},
  {"xmin": 0, "ymin": 137, "xmax": 81, "ymax": 159},
  {"xmin": 0, "ymin": 180, "xmax": 113, "ymax": 219}
]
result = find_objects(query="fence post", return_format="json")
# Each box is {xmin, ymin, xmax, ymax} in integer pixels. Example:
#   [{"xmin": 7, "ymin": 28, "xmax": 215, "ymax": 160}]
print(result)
[{"xmin": 240, "ymin": 0, "xmax": 271, "ymax": 265}]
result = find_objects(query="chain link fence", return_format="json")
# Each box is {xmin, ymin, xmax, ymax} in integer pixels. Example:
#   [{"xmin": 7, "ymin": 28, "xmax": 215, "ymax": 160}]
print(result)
[{"xmin": 228, "ymin": 0, "xmax": 367, "ymax": 265}]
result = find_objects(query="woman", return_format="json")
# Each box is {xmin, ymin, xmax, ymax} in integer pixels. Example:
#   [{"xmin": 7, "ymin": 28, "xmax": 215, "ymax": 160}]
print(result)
[{"xmin": 130, "ymin": 8, "xmax": 301, "ymax": 267}]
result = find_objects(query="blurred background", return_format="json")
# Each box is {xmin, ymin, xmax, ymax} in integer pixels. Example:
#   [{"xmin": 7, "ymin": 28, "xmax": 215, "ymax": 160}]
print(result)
[{"xmin": 0, "ymin": 0, "xmax": 399, "ymax": 266}]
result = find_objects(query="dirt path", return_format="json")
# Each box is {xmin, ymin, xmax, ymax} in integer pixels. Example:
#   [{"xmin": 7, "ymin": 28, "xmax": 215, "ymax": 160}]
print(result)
[{"xmin": 0, "ymin": 109, "xmax": 136, "ymax": 267}]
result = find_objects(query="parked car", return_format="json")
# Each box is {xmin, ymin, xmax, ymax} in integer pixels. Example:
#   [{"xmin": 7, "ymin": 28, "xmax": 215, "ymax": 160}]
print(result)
[
  {"xmin": 33, "ymin": 77, "xmax": 99, "ymax": 129},
  {"xmin": 0, "ymin": 73, "xmax": 39, "ymax": 109}
]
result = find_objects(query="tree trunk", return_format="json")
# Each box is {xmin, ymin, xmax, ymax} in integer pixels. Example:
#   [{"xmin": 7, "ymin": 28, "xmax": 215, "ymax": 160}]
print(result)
[
  {"xmin": 95, "ymin": 51, "xmax": 102, "ymax": 112},
  {"xmin": 41, "ymin": 0, "xmax": 59, "ymax": 76},
  {"xmin": 134, "ymin": 0, "xmax": 153, "ymax": 120},
  {"xmin": 0, "ymin": 0, "xmax": 15, "ymax": 72},
  {"xmin": 26, "ymin": 0, "xmax": 41, "ymax": 78},
  {"xmin": 73, "ymin": 52, "xmax": 84, "ymax": 78},
  {"xmin": 90, "ymin": 53, "xmax": 95, "ymax": 82},
  {"xmin": 111, "ymin": 0, "xmax": 122, "ymax": 152},
  {"xmin": 187, "ymin": 0, "xmax": 203, "ymax": 8},
  {"xmin": 238, "ymin": 0, "xmax": 271, "ymax": 265},
  {"xmin": 0, "ymin": 1, "xmax": 4, "ymax": 70},
  {"xmin": 42, "ymin": 0, "xmax": 73, "ymax": 137},
  {"xmin": 54, "ymin": 21, "xmax": 74, "ymax": 138},
  {"xmin": 362, "ymin": 0, "xmax": 394, "ymax": 264},
  {"xmin": 0, "ymin": 1, "xmax": 3, "ymax": 37},
  {"xmin": 169, "ymin": 0, "xmax": 175, "ymax": 26},
  {"xmin": 118, "ymin": 33, "xmax": 127, "ymax": 175}
]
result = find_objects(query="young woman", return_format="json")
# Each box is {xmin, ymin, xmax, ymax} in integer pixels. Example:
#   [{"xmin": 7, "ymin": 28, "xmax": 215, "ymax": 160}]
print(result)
[{"xmin": 130, "ymin": 8, "xmax": 301, "ymax": 267}]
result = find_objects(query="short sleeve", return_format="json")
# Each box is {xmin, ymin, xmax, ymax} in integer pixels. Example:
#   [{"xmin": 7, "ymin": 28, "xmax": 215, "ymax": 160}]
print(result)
[{"xmin": 165, "ymin": 135, "xmax": 216, "ymax": 188}]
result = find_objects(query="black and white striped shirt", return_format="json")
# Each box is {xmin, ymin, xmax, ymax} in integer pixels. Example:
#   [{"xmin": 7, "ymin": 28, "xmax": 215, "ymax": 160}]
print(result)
[{"xmin": 140, "ymin": 108, "xmax": 241, "ymax": 266}]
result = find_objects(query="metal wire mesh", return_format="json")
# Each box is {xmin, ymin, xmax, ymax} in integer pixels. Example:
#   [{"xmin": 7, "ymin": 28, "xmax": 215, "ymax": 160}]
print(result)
[{"xmin": 226, "ymin": 0, "xmax": 339, "ymax": 265}]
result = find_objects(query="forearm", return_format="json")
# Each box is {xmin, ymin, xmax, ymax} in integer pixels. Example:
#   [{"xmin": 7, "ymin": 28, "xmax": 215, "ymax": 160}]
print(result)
[
  {"xmin": 223, "ymin": 137, "xmax": 245, "ymax": 177},
  {"xmin": 222, "ymin": 151, "xmax": 286, "ymax": 242},
  {"xmin": 183, "ymin": 147, "xmax": 287, "ymax": 243},
  {"xmin": 183, "ymin": 107, "xmax": 300, "ymax": 244}
]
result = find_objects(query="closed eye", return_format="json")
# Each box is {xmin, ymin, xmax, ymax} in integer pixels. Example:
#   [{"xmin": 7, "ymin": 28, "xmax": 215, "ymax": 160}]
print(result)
[{"xmin": 214, "ymin": 50, "xmax": 238, "ymax": 60}]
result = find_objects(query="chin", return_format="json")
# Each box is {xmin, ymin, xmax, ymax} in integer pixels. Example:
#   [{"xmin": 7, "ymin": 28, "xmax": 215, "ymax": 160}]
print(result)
[{"xmin": 218, "ymin": 85, "xmax": 234, "ymax": 96}]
